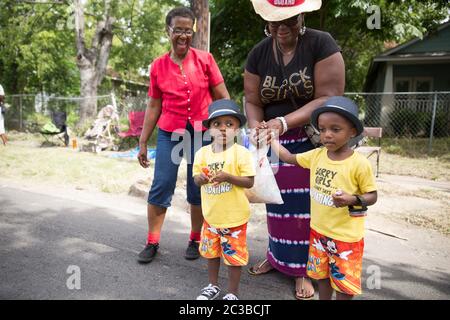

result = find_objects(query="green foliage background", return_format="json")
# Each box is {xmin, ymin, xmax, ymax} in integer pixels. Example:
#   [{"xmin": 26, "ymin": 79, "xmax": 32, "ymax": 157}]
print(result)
[
  {"xmin": 0, "ymin": 0, "xmax": 178, "ymax": 96},
  {"xmin": 0, "ymin": 0, "xmax": 448, "ymax": 102}
]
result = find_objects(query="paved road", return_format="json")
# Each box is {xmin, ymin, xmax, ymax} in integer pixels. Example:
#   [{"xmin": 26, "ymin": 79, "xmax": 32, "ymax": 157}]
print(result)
[{"xmin": 1, "ymin": 184, "xmax": 449, "ymax": 300}]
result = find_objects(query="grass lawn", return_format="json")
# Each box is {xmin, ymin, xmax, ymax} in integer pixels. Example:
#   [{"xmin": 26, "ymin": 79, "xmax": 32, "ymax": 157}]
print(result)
[
  {"xmin": 0, "ymin": 132, "xmax": 150, "ymax": 194},
  {"xmin": 376, "ymin": 153, "xmax": 449, "ymax": 181},
  {"xmin": 1, "ymin": 131, "xmax": 449, "ymax": 192}
]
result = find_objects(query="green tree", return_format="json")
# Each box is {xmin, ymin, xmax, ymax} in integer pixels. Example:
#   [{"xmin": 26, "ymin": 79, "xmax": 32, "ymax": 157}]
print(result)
[
  {"xmin": 106, "ymin": 0, "xmax": 176, "ymax": 85},
  {"xmin": 0, "ymin": 0, "xmax": 78, "ymax": 95},
  {"xmin": 210, "ymin": 0, "xmax": 265, "ymax": 103},
  {"xmin": 0, "ymin": 0, "xmax": 178, "ymax": 123},
  {"xmin": 308, "ymin": 0, "xmax": 449, "ymax": 92},
  {"xmin": 74, "ymin": 0, "xmax": 180, "ymax": 124}
]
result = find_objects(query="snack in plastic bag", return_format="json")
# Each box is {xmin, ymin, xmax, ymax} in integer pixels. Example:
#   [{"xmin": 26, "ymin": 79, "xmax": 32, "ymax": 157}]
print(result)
[{"xmin": 245, "ymin": 144, "xmax": 283, "ymax": 204}]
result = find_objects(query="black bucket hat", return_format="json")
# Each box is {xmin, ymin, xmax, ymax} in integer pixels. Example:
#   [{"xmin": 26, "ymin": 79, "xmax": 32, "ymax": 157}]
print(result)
[
  {"xmin": 202, "ymin": 99, "xmax": 247, "ymax": 128},
  {"xmin": 310, "ymin": 96, "xmax": 364, "ymax": 136}
]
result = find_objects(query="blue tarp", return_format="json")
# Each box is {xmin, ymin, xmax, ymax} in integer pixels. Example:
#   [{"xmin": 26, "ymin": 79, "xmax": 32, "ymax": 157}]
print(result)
[{"xmin": 109, "ymin": 147, "xmax": 156, "ymax": 159}]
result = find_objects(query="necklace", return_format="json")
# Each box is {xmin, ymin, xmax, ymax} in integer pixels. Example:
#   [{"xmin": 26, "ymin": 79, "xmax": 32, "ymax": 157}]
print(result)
[
  {"xmin": 276, "ymin": 40, "xmax": 297, "ymax": 56},
  {"xmin": 170, "ymin": 52, "xmax": 187, "ymax": 76},
  {"xmin": 170, "ymin": 51, "xmax": 187, "ymax": 65}
]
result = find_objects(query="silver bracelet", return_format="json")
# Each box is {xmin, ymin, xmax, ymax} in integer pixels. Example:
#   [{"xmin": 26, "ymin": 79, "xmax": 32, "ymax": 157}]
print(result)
[{"xmin": 276, "ymin": 116, "xmax": 288, "ymax": 135}]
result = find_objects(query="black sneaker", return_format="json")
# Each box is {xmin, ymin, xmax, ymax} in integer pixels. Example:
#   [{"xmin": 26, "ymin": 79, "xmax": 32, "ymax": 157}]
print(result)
[
  {"xmin": 137, "ymin": 243, "xmax": 159, "ymax": 263},
  {"xmin": 184, "ymin": 240, "xmax": 200, "ymax": 260},
  {"xmin": 196, "ymin": 284, "xmax": 221, "ymax": 300}
]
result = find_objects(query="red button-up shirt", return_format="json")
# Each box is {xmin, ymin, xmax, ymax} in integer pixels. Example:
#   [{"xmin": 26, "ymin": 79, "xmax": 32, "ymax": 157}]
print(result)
[{"xmin": 148, "ymin": 47, "xmax": 224, "ymax": 133}]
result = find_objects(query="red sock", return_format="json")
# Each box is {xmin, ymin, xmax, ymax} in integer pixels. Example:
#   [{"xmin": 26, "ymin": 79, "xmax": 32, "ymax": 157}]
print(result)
[
  {"xmin": 147, "ymin": 232, "xmax": 160, "ymax": 245},
  {"xmin": 189, "ymin": 231, "xmax": 201, "ymax": 242}
]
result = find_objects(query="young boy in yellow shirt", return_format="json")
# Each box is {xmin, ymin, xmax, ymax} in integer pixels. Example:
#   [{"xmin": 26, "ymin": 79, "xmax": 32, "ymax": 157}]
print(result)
[
  {"xmin": 267, "ymin": 96, "xmax": 378, "ymax": 300},
  {"xmin": 193, "ymin": 99, "xmax": 255, "ymax": 300}
]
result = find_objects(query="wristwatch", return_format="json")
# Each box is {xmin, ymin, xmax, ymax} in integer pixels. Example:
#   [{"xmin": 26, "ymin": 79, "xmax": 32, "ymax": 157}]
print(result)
[{"xmin": 348, "ymin": 195, "xmax": 368, "ymax": 217}]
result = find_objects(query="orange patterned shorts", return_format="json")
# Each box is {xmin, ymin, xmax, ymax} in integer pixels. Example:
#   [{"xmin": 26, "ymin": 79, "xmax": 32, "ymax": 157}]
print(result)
[
  {"xmin": 306, "ymin": 228, "xmax": 364, "ymax": 296},
  {"xmin": 199, "ymin": 221, "xmax": 249, "ymax": 266}
]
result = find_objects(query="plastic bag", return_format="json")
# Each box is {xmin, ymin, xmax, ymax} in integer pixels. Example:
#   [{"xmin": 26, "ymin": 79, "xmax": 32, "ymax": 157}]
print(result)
[{"xmin": 245, "ymin": 143, "xmax": 283, "ymax": 204}]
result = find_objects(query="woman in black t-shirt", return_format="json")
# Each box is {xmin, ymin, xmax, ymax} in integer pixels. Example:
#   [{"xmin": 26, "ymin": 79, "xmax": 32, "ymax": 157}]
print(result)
[{"xmin": 245, "ymin": 0, "xmax": 345, "ymax": 300}]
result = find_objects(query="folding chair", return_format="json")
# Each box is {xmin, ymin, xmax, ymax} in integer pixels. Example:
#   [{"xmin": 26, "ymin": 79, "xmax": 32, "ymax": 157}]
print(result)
[
  {"xmin": 40, "ymin": 111, "xmax": 69, "ymax": 146},
  {"xmin": 355, "ymin": 127, "xmax": 382, "ymax": 177},
  {"xmin": 118, "ymin": 111, "xmax": 145, "ymax": 141},
  {"xmin": 84, "ymin": 105, "xmax": 120, "ymax": 152}
]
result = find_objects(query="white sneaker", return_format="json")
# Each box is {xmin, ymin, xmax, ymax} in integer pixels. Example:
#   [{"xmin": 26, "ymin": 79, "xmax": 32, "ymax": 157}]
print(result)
[
  {"xmin": 223, "ymin": 293, "xmax": 239, "ymax": 300},
  {"xmin": 196, "ymin": 284, "xmax": 221, "ymax": 300}
]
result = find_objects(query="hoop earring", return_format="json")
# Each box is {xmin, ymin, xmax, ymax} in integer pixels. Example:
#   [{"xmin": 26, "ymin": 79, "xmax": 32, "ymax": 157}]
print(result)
[
  {"xmin": 299, "ymin": 15, "xmax": 306, "ymax": 36},
  {"xmin": 264, "ymin": 24, "xmax": 271, "ymax": 37}
]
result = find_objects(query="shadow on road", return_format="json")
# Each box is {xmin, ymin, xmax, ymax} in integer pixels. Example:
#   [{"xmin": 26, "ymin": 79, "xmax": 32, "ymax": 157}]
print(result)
[{"xmin": 1, "ymin": 187, "xmax": 449, "ymax": 300}]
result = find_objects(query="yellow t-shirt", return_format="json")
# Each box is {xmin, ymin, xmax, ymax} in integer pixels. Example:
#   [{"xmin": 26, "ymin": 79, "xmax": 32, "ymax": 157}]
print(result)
[
  {"xmin": 193, "ymin": 143, "xmax": 256, "ymax": 228},
  {"xmin": 296, "ymin": 148, "xmax": 377, "ymax": 242}
]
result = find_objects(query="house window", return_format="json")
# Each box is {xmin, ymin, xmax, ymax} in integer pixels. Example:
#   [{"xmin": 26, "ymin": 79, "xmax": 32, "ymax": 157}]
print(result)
[
  {"xmin": 394, "ymin": 77, "xmax": 434, "ymax": 112},
  {"xmin": 414, "ymin": 78, "xmax": 433, "ymax": 92},
  {"xmin": 414, "ymin": 78, "xmax": 434, "ymax": 112},
  {"xmin": 394, "ymin": 77, "xmax": 433, "ymax": 92},
  {"xmin": 395, "ymin": 78, "xmax": 411, "ymax": 92}
]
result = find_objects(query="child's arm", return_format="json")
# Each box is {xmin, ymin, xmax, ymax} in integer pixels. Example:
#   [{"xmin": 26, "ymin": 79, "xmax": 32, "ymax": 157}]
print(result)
[
  {"xmin": 270, "ymin": 135, "xmax": 298, "ymax": 165},
  {"xmin": 332, "ymin": 190, "xmax": 378, "ymax": 208},
  {"xmin": 211, "ymin": 172, "xmax": 254, "ymax": 189}
]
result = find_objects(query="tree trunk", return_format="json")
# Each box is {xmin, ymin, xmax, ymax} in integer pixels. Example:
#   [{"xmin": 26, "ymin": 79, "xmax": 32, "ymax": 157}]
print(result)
[
  {"xmin": 190, "ymin": 0, "xmax": 209, "ymax": 51},
  {"xmin": 78, "ymin": 67, "xmax": 97, "ymax": 122},
  {"xmin": 74, "ymin": 0, "xmax": 114, "ymax": 126}
]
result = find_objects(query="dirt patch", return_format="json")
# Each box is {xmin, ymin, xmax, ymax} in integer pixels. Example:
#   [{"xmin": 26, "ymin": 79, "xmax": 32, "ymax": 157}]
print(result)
[{"xmin": 374, "ymin": 177, "xmax": 450, "ymax": 236}]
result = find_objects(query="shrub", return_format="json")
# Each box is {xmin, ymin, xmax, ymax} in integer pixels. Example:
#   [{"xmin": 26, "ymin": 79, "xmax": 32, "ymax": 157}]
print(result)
[
  {"xmin": 425, "ymin": 111, "xmax": 449, "ymax": 138},
  {"xmin": 389, "ymin": 109, "xmax": 448, "ymax": 137}
]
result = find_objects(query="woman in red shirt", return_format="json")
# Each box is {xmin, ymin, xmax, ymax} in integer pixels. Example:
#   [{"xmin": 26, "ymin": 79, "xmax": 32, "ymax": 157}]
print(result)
[{"xmin": 137, "ymin": 7, "xmax": 230, "ymax": 264}]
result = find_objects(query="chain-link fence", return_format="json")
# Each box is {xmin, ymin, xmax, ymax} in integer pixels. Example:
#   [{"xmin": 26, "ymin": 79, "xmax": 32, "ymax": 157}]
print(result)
[
  {"xmin": 3, "ymin": 91, "xmax": 449, "ymax": 152},
  {"xmin": 115, "ymin": 95, "xmax": 148, "ymax": 116},
  {"xmin": 345, "ymin": 91, "xmax": 450, "ymax": 153},
  {"xmin": 3, "ymin": 93, "xmax": 148, "ymax": 132}
]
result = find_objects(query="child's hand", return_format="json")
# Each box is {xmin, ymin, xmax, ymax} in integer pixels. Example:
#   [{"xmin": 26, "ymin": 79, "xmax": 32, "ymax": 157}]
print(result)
[
  {"xmin": 202, "ymin": 173, "xmax": 212, "ymax": 184},
  {"xmin": 195, "ymin": 171, "xmax": 211, "ymax": 186},
  {"xmin": 210, "ymin": 171, "xmax": 229, "ymax": 186},
  {"xmin": 332, "ymin": 189, "xmax": 355, "ymax": 207},
  {"xmin": 194, "ymin": 173, "xmax": 210, "ymax": 187}
]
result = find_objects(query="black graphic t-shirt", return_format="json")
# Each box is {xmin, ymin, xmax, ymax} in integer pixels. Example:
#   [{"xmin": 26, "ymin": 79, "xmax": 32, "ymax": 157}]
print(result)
[{"xmin": 245, "ymin": 29, "xmax": 340, "ymax": 121}]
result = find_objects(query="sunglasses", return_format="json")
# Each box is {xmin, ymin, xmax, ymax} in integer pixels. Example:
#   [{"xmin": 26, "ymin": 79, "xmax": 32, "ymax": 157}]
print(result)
[
  {"xmin": 168, "ymin": 26, "xmax": 194, "ymax": 36},
  {"xmin": 268, "ymin": 16, "xmax": 299, "ymax": 28}
]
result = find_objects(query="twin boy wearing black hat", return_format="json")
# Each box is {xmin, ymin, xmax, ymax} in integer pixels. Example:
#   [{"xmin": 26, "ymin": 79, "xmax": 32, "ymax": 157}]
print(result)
[
  {"xmin": 268, "ymin": 96, "xmax": 378, "ymax": 300},
  {"xmin": 193, "ymin": 99, "xmax": 255, "ymax": 300}
]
